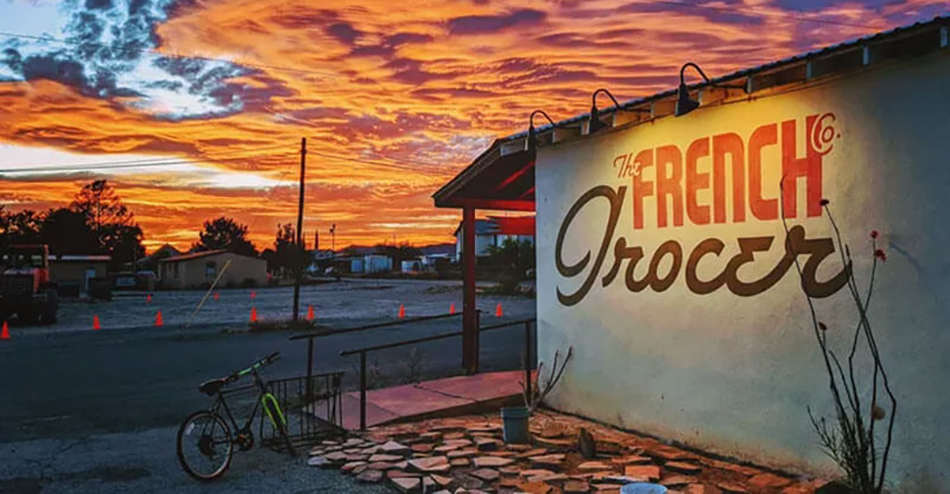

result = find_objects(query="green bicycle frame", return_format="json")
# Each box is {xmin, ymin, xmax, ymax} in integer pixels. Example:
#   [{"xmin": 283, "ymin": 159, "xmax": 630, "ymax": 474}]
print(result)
[
  {"xmin": 261, "ymin": 393, "xmax": 286, "ymax": 428},
  {"xmin": 228, "ymin": 360, "xmax": 287, "ymax": 429}
]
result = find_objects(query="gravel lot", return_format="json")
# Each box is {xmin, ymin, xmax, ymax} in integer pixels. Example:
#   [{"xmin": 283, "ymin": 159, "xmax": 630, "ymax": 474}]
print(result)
[{"xmin": 0, "ymin": 279, "xmax": 536, "ymax": 493}]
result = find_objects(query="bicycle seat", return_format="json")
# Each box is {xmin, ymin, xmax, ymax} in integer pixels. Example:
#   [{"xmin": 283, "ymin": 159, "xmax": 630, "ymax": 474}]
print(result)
[{"xmin": 199, "ymin": 378, "xmax": 228, "ymax": 396}]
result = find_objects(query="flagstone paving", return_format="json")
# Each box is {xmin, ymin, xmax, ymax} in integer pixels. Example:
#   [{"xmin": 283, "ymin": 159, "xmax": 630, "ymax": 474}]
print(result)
[{"xmin": 306, "ymin": 410, "xmax": 834, "ymax": 493}]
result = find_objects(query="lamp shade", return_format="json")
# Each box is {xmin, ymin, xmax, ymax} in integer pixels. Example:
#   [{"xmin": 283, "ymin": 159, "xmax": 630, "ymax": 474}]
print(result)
[
  {"xmin": 674, "ymin": 82, "xmax": 700, "ymax": 117},
  {"xmin": 589, "ymin": 103, "xmax": 608, "ymax": 133}
]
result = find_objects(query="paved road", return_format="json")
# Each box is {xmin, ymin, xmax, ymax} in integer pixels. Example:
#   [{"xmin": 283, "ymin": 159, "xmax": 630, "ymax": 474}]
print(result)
[{"xmin": 0, "ymin": 280, "xmax": 536, "ymax": 492}]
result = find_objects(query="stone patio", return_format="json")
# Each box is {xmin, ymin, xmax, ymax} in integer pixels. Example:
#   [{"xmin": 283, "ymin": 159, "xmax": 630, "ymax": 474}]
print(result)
[{"xmin": 306, "ymin": 409, "xmax": 832, "ymax": 493}]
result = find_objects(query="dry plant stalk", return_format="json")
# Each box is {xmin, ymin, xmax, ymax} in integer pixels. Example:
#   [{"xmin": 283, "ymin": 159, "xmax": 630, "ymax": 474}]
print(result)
[
  {"xmin": 521, "ymin": 346, "xmax": 573, "ymax": 413},
  {"xmin": 780, "ymin": 183, "xmax": 896, "ymax": 493}
]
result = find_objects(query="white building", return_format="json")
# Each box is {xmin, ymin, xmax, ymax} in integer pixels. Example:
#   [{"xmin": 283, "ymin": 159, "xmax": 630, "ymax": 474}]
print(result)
[
  {"xmin": 453, "ymin": 216, "xmax": 534, "ymax": 260},
  {"xmin": 434, "ymin": 17, "xmax": 950, "ymax": 490}
]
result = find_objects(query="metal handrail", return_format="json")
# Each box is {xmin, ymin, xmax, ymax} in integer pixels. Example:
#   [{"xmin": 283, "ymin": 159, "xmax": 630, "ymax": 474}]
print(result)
[
  {"xmin": 339, "ymin": 316, "xmax": 536, "ymax": 430},
  {"xmin": 339, "ymin": 317, "xmax": 534, "ymax": 357},
  {"xmin": 289, "ymin": 311, "xmax": 464, "ymax": 341},
  {"xmin": 291, "ymin": 311, "xmax": 466, "ymax": 407}
]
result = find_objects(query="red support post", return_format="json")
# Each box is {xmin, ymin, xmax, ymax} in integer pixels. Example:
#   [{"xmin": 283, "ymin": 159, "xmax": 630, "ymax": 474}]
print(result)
[{"xmin": 462, "ymin": 207, "xmax": 478, "ymax": 373}]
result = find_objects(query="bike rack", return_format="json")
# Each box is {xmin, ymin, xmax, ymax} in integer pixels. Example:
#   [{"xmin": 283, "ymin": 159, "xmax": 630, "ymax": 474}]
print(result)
[{"xmin": 221, "ymin": 371, "xmax": 345, "ymax": 450}]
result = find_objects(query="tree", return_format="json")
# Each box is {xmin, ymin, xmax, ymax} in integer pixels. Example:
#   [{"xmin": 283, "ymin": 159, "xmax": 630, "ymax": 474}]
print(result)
[
  {"xmin": 373, "ymin": 242, "xmax": 421, "ymax": 266},
  {"xmin": 69, "ymin": 180, "xmax": 144, "ymax": 266},
  {"xmin": 71, "ymin": 180, "xmax": 134, "ymax": 245},
  {"xmin": 0, "ymin": 207, "xmax": 42, "ymax": 249},
  {"xmin": 195, "ymin": 217, "xmax": 257, "ymax": 257},
  {"xmin": 100, "ymin": 223, "xmax": 145, "ymax": 267},
  {"xmin": 272, "ymin": 223, "xmax": 307, "ymax": 276},
  {"xmin": 485, "ymin": 238, "xmax": 535, "ymax": 277},
  {"xmin": 486, "ymin": 238, "xmax": 535, "ymax": 294},
  {"xmin": 40, "ymin": 208, "xmax": 98, "ymax": 256}
]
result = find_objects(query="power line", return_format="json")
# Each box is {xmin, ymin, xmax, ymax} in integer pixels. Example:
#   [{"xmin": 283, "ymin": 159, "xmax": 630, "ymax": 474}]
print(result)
[
  {"xmin": 0, "ymin": 149, "xmax": 295, "ymax": 174},
  {"xmin": 0, "ymin": 31, "xmax": 338, "ymax": 79},
  {"xmin": 306, "ymin": 149, "xmax": 447, "ymax": 174},
  {"xmin": 0, "ymin": 143, "xmax": 294, "ymax": 171}
]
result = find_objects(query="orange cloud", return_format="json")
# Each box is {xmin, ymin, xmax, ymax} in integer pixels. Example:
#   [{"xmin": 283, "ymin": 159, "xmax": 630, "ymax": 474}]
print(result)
[{"xmin": 1, "ymin": 0, "xmax": 946, "ymax": 252}]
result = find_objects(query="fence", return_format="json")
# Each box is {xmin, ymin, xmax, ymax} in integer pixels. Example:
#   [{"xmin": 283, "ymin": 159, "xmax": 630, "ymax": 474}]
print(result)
[{"xmin": 291, "ymin": 310, "xmax": 535, "ymax": 431}]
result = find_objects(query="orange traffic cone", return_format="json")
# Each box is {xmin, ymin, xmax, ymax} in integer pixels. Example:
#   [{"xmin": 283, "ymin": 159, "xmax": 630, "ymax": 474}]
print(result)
[
  {"xmin": 146, "ymin": 293, "xmax": 152, "ymax": 303},
  {"xmin": 306, "ymin": 305, "xmax": 314, "ymax": 321},
  {"xmin": 1, "ymin": 321, "xmax": 9, "ymax": 340},
  {"xmin": 495, "ymin": 302, "xmax": 503, "ymax": 317},
  {"xmin": 250, "ymin": 307, "xmax": 258, "ymax": 323},
  {"xmin": 155, "ymin": 311, "xmax": 163, "ymax": 327},
  {"xmin": 449, "ymin": 303, "xmax": 456, "ymax": 315},
  {"xmin": 213, "ymin": 292, "xmax": 219, "ymax": 301},
  {"xmin": 93, "ymin": 315, "xmax": 101, "ymax": 330},
  {"xmin": 398, "ymin": 304, "xmax": 406, "ymax": 319}
]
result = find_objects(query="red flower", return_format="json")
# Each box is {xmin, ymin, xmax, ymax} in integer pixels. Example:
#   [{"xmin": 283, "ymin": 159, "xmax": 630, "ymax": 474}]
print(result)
[
  {"xmin": 874, "ymin": 249, "xmax": 887, "ymax": 262},
  {"xmin": 819, "ymin": 198, "xmax": 830, "ymax": 206},
  {"xmin": 870, "ymin": 230, "xmax": 879, "ymax": 239}
]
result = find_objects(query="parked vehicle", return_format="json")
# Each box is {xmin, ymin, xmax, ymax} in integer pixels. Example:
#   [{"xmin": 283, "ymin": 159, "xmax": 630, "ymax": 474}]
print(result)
[{"xmin": 0, "ymin": 245, "xmax": 58, "ymax": 324}]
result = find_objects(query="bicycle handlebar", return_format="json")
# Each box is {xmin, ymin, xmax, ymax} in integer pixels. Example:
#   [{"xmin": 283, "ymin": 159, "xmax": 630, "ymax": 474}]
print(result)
[{"xmin": 228, "ymin": 352, "xmax": 281, "ymax": 382}]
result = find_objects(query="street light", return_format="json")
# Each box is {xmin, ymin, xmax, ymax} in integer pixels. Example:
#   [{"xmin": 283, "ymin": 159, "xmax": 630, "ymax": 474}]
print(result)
[{"xmin": 675, "ymin": 62, "xmax": 746, "ymax": 117}]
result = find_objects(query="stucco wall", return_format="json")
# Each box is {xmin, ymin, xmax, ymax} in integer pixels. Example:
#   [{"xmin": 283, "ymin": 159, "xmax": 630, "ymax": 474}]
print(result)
[
  {"xmin": 160, "ymin": 253, "xmax": 266, "ymax": 289},
  {"xmin": 535, "ymin": 53, "xmax": 950, "ymax": 491}
]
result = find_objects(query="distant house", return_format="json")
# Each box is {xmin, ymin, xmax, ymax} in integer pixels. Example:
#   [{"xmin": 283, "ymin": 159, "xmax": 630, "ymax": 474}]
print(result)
[
  {"xmin": 49, "ymin": 254, "xmax": 111, "ymax": 297},
  {"xmin": 454, "ymin": 216, "xmax": 534, "ymax": 259},
  {"xmin": 351, "ymin": 254, "xmax": 393, "ymax": 274},
  {"xmin": 158, "ymin": 250, "xmax": 267, "ymax": 290},
  {"xmin": 136, "ymin": 243, "xmax": 182, "ymax": 273}
]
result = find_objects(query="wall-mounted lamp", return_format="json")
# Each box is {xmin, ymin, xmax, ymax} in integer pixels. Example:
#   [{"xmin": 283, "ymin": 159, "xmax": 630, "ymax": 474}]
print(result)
[
  {"xmin": 590, "ymin": 88, "xmax": 651, "ymax": 134},
  {"xmin": 528, "ymin": 109, "xmax": 556, "ymax": 151},
  {"xmin": 589, "ymin": 88, "xmax": 621, "ymax": 134},
  {"xmin": 675, "ymin": 62, "xmax": 745, "ymax": 117}
]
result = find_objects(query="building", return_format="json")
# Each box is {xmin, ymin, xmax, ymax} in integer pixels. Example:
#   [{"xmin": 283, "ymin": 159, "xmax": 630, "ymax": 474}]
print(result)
[
  {"xmin": 158, "ymin": 250, "xmax": 267, "ymax": 290},
  {"xmin": 350, "ymin": 254, "xmax": 393, "ymax": 274},
  {"xmin": 49, "ymin": 254, "xmax": 111, "ymax": 297},
  {"xmin": 434, "ymin": 18, "xmax": 950, "ymax": 489},
  {"xmin": 453, "ymin": 216, "xmax": 534, "ymax": 260}
]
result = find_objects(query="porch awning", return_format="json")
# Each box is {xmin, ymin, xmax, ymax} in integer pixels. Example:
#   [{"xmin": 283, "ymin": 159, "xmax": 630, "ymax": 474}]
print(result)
[{"xmin": 432, "ymin": 139, "xmax": 535, "ymax": 212}]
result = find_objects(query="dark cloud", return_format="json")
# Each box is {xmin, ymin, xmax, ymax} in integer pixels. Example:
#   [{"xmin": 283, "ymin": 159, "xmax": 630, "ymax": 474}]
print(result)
[
  {"xmin": 448, "ymin": 9, "xmax": 546, "ymax": 35},
  {"xmin": 656, "ymin": 31, "xmax": 728, "ymax": 46},
  {"xmin": 266, "ymin": 7, "xmax": 339, "ymax": 29},
  {"xmin": 617, "ymin": 1, "xmax": 763, "ymax": 26},
  {"xmin": 325, "ymin": 22, "xmax": 362, "ymax": 46},
  {"xmin": 385, "ymin": 32, "xmax": 434, "ymax": 47},
  {"xmin": 348, "ymin": 32, "xmax": 434, "ymax": 59},
  {"xmin": 0, "ymin": 0, "xmax": 294, "ymax": 120},
  {"xmin": 774, "ymin": 0, "xmax": 903, "ymax": 12},
  {"xmin": 85, "ymin": 0, "xmax": 113, "ymax": 10},
  {"xmin": 382, "ymin": 58, "xmax": 463, "ymax": 85},
  {"xmin": 411, "ymin": 87, "xmax": 497, "ymax": 101}
]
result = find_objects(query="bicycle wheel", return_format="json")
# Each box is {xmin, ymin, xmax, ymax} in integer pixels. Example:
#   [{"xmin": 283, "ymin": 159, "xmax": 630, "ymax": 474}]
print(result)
[{"xmin": 177, "ymin": 411, "xmax": 234, "ymax": 481}]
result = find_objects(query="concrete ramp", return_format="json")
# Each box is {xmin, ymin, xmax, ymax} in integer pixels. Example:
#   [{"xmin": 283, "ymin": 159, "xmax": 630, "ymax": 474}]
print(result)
[{"xmin": 315, "ymin": 370, "xmax": 527, "ymax": 430}]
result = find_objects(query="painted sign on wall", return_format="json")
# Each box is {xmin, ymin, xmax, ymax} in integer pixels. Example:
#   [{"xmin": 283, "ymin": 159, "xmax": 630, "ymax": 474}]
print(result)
[
  {"xmin": 536, "ymin": 55, "xmax": 950, "ymax": 490},
  {"xmin": 555, "ymin": 112, "xmax": 848, "ymax": 306}
]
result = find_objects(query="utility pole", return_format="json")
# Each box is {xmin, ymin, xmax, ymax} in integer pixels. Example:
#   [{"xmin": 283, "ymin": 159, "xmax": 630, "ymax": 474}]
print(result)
[
  {"xmin": 293, "ymin": 137, "xmax": 307, "ymax": 322},
  {"xmin": 330, "ymin": 224, "xmax": 336, "ymax": 256}
]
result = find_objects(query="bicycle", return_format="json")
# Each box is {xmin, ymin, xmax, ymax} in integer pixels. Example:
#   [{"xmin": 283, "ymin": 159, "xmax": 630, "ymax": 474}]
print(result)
[{"xmin": 176, "ymin": 351, "xmax": 296, "ymax": 481}]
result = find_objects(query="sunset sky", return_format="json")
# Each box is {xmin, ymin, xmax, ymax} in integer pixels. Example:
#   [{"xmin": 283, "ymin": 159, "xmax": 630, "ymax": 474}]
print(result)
[{"xmin": 0, "ymin": 0, "xmax": 946, "ymax": 252}]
